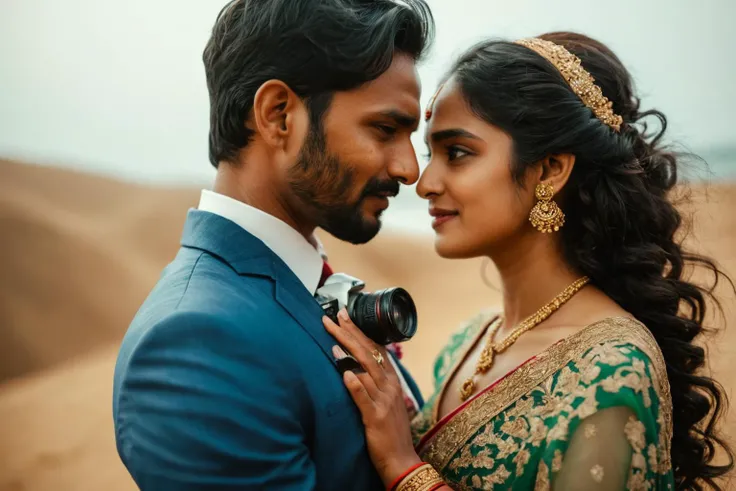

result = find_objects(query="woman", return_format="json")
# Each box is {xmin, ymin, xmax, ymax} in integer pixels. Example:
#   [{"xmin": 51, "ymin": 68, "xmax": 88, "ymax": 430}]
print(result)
[{"xmin": 323, "ymin": 32, "xmax": 733, "ymax": 490}]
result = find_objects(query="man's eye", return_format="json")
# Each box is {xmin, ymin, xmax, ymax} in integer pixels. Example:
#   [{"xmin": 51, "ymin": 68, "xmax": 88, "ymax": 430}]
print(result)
[{"xmin": 376, "ymin": 124, "xmax": 397, "ymax": 136}]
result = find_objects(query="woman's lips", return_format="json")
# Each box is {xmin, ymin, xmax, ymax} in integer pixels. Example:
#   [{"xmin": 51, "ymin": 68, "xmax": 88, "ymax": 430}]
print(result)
[{"xmin": 429, "ymin": 209, "xmax": 459, "ymax": 230}]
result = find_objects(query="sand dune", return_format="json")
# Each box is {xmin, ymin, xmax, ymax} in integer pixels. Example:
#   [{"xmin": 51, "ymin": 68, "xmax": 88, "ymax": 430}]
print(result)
[
  {"xmin": 0, "ymin": 159, "xmax": 733, "ymax": 490},
  {"xmin": 0, "ymin": 161, "xmax": 198, "ymax": 381}
]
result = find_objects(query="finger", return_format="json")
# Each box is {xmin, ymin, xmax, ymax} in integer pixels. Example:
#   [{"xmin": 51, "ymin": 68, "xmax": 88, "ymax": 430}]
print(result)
[
  {"xmin": 323, "ymin": 314, "xmax": 380, "ymax": 369},
  {"xmin": 343, "ymin": 370, "xmax": 376, "ymax": 414},
  {"xmin": 325, "ymin": 311, "xmax": 397, "ymax": 386},
  {"xmin": 332, "ymin": 345, "xmax": 381, "ymax": 399},
  {"xmin": 335, "ymin": 309, "xmax": 376, "ymax": 353},
  {"xmin": 377, "ymin": 346, "xmax": 401, "ymax": 383},
  {"xmin": 323, "ymin": 315, "xmax": 359, "ymax": 352},
  {"xmin": 335, "ymin": 310, "xmax": 393, "ymax": 382},
  {"xmin": 324, "ymin": 314, "xmax": 388, "ymax": 387},
  {"xmin": 337, "ymin": 317, "xmax": 399, "ymax": 382},
  {"xmin": 328, "ymin": 314, "xmax": 400, "ymax": 387}
]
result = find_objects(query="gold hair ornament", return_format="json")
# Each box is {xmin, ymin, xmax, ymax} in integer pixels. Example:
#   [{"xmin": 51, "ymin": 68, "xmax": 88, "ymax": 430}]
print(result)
[{"xmin": 514, "ymin": 38, "xmax": 623, "ymax": 131}]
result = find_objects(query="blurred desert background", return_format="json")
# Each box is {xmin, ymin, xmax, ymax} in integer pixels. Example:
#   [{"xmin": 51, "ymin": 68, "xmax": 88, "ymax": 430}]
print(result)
[
  {"xmin": 0, "ymin": 159, "xmax": 734, "ymax": 490},
  {"xmin": 1, "ymin": 0, "xmax": 735, "ymax": 489}
]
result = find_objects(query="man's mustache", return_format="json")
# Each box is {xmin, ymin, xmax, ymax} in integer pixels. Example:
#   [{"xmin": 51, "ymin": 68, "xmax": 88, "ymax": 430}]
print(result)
[{"xmin": 361, "ymin": 178, "xmax": 400, "ymax": 200}]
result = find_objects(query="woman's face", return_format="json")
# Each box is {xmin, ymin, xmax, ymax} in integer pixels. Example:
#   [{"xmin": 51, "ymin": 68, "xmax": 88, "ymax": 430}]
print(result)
[{"xmin": 416, "ymin": 78, "xmax": 537, "ymax": 259}]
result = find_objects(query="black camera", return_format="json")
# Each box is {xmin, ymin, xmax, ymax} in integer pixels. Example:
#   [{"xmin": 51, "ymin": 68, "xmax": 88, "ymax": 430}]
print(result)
[{"xmin": 315, "ymin": 273, "xmax": 417, "ymax": 345}]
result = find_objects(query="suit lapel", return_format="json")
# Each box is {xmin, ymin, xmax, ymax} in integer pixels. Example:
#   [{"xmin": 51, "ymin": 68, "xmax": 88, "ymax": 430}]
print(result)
[
  {"xmin": 271, "ymin": 262, "xmax": 340, "ymax": 361},
  {"xmin": 180, "ymin": 209, "xmax": 338, "ymax": 362}
]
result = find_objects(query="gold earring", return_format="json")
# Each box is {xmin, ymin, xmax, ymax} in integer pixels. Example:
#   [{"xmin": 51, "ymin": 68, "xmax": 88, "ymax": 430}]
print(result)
[{"xmin": 529, "ymin": 183, "xmax": 565, "ymax": 233}]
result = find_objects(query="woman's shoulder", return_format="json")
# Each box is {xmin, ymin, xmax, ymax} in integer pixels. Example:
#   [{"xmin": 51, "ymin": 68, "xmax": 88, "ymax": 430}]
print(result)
[
  {"xmin": 431, "ymin": 308, "xmax": 500, "ymax": 387},
  {"xmin": 556, "ymin": 316, "xmax": 667, "ymax": 380},
  {"xmin": 453, "ymin": 308, "xmax": 501, "ymax": 343},
  {"xmin": 554, "ymin": 316, "xmax": 672, "ymax": 419},
  {"xmin": 572, "ymin": 316, "xmax": 666, "ymax": 368}
]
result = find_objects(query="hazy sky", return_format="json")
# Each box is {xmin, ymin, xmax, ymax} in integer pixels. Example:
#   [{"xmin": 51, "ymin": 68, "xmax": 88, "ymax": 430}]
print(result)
[{"xmin": 1, "ymin": 0, "xmax": 734, "ymax": 186}]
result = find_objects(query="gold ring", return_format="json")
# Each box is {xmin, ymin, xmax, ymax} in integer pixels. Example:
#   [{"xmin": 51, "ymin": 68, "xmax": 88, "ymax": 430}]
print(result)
[{"xmin": 372, "ymin": 349, "xmax": 384, "ymax": 368}]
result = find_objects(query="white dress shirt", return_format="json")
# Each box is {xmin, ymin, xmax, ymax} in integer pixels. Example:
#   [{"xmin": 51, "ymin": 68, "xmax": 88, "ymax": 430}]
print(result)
[
  {"xmin": 198, "ymin": 189, "xmax": 324, "ymax": 294},
  {"xmin": 198, "ymin": 189, "xmax": 420, "ymax": 411}
]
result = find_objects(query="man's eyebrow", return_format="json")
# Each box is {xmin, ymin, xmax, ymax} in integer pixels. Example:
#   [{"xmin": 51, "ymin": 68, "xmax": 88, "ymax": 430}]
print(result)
[{"xmin": 378, "ymin": 110, "xmax": 419, "ymax": 130}]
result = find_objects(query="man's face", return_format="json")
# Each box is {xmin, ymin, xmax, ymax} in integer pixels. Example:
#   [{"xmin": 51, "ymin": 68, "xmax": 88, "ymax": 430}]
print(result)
[{"xmin": 287, "ymin": 53, "xmax": 422, "ymax": 244}]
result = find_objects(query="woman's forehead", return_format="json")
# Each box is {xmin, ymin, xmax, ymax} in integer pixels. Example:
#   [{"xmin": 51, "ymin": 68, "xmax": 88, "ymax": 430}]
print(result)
[{"xmin": 424, "ymin": 82, "xmax": 481, "ymax": 136}]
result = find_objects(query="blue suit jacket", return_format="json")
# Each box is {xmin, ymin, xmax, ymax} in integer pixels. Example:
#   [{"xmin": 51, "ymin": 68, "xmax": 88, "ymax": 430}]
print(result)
[{"xmin": 113, "ymin": 210, "xmax": 423, "ymax": 490}]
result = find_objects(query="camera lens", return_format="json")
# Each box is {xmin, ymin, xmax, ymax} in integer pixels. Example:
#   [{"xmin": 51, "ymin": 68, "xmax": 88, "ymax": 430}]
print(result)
[{"xmin": 349, "ymin": 287, "xmax": 417, "ymax": 345}]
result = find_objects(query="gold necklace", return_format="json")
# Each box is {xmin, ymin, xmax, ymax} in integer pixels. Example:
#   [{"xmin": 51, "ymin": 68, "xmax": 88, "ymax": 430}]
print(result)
[{"xmin": 459, "ymin": 276, "xmax": 590, "ymax": 401}]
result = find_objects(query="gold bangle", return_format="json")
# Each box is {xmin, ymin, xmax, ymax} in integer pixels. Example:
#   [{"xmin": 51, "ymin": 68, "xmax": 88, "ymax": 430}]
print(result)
[{"xmin": 396, "ymin": 463, "xmax": 445, "ymax": 491}]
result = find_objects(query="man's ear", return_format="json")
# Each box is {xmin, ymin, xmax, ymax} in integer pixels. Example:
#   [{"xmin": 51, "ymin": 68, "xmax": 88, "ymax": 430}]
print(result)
[
  {"xmin": 251, "ymin": 79, "xmax": 305, "ymax": 151},
  {"xmin": 537, "ymin": 153, "xmax": 576, "ymax": 196}
]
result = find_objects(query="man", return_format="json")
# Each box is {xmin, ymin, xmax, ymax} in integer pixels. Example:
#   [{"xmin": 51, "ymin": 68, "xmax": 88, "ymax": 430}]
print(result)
[{"xmin": 112, "ymin": 0, "xmax": 434, "ymax": 489}]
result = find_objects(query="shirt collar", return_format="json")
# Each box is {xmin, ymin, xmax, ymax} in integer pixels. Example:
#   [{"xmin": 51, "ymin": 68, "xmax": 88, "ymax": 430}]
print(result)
[{"xmin": 197, "ymin": 189, "xmax": 324, "ymax": 294}]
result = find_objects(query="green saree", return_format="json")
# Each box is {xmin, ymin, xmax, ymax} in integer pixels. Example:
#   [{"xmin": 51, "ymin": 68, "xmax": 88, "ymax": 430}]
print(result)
[{"xmin": 410, "ymin": 313, "xmax": 675, "ymax": 490}]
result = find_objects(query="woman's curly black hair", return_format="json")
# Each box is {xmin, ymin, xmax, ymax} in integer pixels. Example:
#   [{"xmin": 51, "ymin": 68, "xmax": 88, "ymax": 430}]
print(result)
[{"xmin": 451, "ymin": 31, "xmax": 734, "ymax": 490}]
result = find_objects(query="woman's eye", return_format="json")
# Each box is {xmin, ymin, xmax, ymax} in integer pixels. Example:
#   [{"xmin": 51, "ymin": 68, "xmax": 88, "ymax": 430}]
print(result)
[{"xmin": 447, "ymin": 145, "xmax": 470, "ymax": 161}]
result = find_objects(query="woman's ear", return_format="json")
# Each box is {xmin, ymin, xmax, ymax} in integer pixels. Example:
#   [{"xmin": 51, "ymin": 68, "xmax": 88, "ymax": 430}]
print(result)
[{"xmin": 538, "ymin": 153, "xmax": 576, "ymax": 195}]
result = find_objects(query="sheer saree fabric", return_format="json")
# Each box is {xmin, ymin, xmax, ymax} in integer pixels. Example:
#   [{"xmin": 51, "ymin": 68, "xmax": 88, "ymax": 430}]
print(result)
[{"xmin": 410, "ymin": 313, "xmax": 675, "ymax": 490}]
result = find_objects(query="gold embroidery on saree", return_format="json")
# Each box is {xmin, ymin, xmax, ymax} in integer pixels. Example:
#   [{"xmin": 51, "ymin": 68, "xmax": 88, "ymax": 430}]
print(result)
[
  {"xmin": 416, "ymin": 317, "xmax": 673, "ymax": 477},
  {"xmin": 656, "ymin": 411, "xmax": 670, "ymax": 474},
  {"xmin": 470, "ymin": 475, "xmax": 482, "ymax": 488},
  {"xmin": 590, "ymin": 464, "xmax": 604, "ymax": 483},
  {"xmin": 625, "ymin": 416, "xmax": 647, "ymax": 452},
  {"xmin": 433, "ymin": 313, "xmax": 500, "ymax": 424},
  {"xmin": 545, "ymin": 414, "xmax": 570, "ymax": 443},
  {"xmin": 600, "ymin": 358, "xmax": 653, "ymax": 407},
  {"xmin": 513, "ymin": 448, "xmax": 531, "ymax": 476},
  {"xmin": 584, "ymin": 423, "xmax": 597, "ymax": 438},
  {"xmin": 495, "ymin": 434, "xmax": 520, "ymax": 460},
  {"xmin": 447, "ymin": 446, "xmax": 496, "ymax": 473},
  {"xmin": 534, "ymin": 460, "xmax": 550, "ymax": 491},
  {"xmin": 627, "ymin": 469, "xmax": 652, "ymax": 491},
  {"xmin": 572, "ymin": 385, "xmax": 599, "ymax": 420},
  {"xmin": 469, "ymin": 428, "xmax": 520, "ymax": 460},
  {"xmin": 647, "ymin": 444, "xmax": 659, "ymax": 472},
  {"xmin": 411, "ymin": 311, "xmax": 498, "ymax": 443},
  {"xmin": 489, "ymin": 465, "xmax": 511, "ymax": 487},
  {"xmin": 500, "ymin": 417, "xmax": 530, "ymax": 440},
  {"xmin": 528, "ymin": 417, "xmax": 547, "ymax": 447},
  {"xmin": 551, "ymin": 450, "xmax": 563, "ymax": 473},
  {"xmin": 466, "ymin": 463, "xmax": 511, "ymax": 490},
  {"xmin": 625, "ymin": 415, "xmax": 650, "ymax": 484},
  {"xmin": 502, "ymin": 394, "xmax": 536, "ymax": 420}
]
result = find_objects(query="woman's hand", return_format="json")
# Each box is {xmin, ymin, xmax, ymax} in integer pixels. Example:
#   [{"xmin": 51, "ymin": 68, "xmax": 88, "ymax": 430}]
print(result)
[{"xmin": 323, "ymin": 309, "xmax": 422, "ymax": 487}]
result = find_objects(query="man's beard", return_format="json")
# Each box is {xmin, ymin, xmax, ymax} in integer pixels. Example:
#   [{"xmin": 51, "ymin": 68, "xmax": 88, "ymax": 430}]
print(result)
[{"xmin": 287, "ymin": 125, "xmax": 399, "ymax": 244}]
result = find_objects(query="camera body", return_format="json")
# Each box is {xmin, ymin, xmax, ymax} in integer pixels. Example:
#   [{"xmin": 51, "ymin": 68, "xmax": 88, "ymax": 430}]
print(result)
[{"xmin": 315, "ymin": 273, "xmax": 417, "ymax": 345}]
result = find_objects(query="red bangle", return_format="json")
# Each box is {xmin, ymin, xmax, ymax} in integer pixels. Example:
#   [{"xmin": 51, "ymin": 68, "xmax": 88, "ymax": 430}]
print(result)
[
  {"xmin": 427, "ymin": 483, "xmax": 445, "ymax": 491},
  {"xmin": 387, "ymin": 462, "xmax": 426, "ymax": 491}
]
